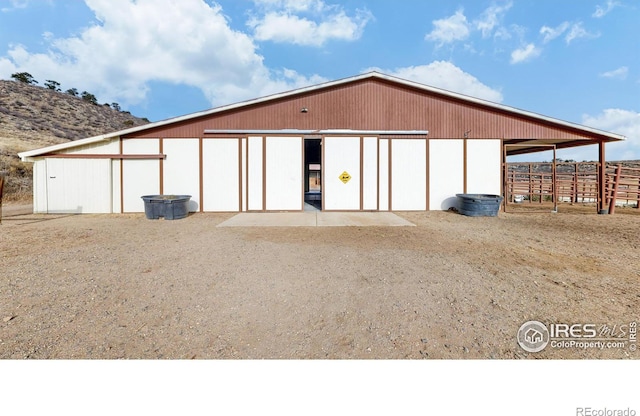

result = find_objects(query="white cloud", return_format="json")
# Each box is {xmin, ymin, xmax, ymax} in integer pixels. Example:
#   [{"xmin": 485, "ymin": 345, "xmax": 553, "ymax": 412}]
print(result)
[
  {"xmin": 425, "ymin": 9, "xmax": 470, "ymax": 46},
  {"xmin": 565, "ymin": 22, "xmax": 599, "ymax": 44},
  {"xmin": 248, "ymin": 9, "xmax": 372, "ymax": 46},
  {"xmin": 540, "ymin": 22, "xmax": 570, "ymax": 43},
  {"xmin": 540, "ymin": 21, "xmax": 598, "ymax": 45},
  {"xmin": 0, "ymin": 0, "xmax": 327, "ymax": 112},
  {"xmin": 474, "ymin": 1, "xmax": 513, "ymax": 38},
  {"xmin": 593, "ymin": 0, "xmax": 620, "ymax": 18},
  {"xmin": 365, "ymin": 61, "xmax": 504, "ymax": 103},
  {"xmin": 599, "ymin": 66, "xmax": 629, "ymax": 80},
  {"xmin": 582, "ymin": 109, "xmax": 640, "ymax": 160},
  {"xmin": 247, "ymin": 0, "xmax": 372, "ymax": 46},
  {"xmin": 510, "ymin": 43, "xmax": 541, "ymax": 64},
  {"xmin": 1, "ymin": 0, "xmax": 29, "ymax": 12}
]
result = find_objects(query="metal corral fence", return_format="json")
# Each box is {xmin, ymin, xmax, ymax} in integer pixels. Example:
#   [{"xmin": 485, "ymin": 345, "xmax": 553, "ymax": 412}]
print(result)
[
  {"xmin": 504, "ymin": 162, "xmax": 640, "ymax": 213},
  {"xmin": 606, "ymin": 164, "xmax": 640, "ymax": 214}
]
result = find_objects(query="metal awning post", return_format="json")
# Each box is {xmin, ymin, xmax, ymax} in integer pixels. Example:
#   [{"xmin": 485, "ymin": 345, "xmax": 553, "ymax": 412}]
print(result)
[
  {"xmin": 598, "ymin": 141, "xmax": 607, "ymax": 214},
  {"xmin": 552, "ymin": 145, "xmax": 557, "ymax": 212}
]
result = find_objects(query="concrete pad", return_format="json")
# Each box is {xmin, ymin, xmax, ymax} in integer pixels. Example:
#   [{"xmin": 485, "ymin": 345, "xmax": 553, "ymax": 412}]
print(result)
[
  {"xmin": 216, "ymin": 211, "xmax": 415, "ymax": 227},
  {"xmin": 316, "ymin": 212, "xmax": 415, "ymax": 226},
  {"xmin": 217, "ymin": 212, "xmax": 317, "ymax": 227}
]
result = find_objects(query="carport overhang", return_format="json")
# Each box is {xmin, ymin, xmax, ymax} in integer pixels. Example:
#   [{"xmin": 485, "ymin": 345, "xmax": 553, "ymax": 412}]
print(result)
[{"xmin": 503, "ymin": 133, "xmax": 626, "ymax": 213}]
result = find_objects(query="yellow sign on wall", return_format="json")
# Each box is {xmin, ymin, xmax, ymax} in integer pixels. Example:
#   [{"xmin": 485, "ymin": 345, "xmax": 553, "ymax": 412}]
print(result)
[{"xmin": 339, "ymin": 171, "xmax": 351, "ymax": 184}]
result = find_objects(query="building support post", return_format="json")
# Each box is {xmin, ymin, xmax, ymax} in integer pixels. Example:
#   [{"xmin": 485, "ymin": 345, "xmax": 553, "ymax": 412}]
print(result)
[{"xmin": 598, "ymin": 141, "xmax": 607, "ymax": 214}]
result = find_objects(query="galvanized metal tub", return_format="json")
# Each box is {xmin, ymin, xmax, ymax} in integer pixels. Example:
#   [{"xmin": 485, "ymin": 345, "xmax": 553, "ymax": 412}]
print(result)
[
  {"xmin": 141, "ymin": 195, "xmax": 192, "ymax": 220},
  {"xmin": 456, "ymin": 194, "xmax": 503, "ymax": 217}
]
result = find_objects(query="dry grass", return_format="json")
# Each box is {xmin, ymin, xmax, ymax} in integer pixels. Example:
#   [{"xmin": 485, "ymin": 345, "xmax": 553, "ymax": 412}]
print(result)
[{"xmin": 0, "ymin": 80, "xmax": 149, "ymax": 200}]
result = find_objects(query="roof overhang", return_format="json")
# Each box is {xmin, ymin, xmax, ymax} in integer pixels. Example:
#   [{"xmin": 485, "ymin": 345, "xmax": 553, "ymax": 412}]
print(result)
[{"xmin": 504, "ymin": 136, "xmax": 624, "ymax": 156}]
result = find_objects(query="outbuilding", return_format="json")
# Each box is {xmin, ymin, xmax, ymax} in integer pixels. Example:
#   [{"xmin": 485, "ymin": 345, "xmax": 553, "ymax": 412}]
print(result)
[{"xmin": 18, "ymin": 72, "xmax": 625, "ymax": 214}]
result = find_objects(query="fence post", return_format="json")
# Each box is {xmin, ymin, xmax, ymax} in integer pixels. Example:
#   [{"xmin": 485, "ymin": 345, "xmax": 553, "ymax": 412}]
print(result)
[
  {"xmin": 573, "ymin": 163, "xmax": 578, "ymax": 204},
  {"xmin": 608, "ymin": 164, "xmax": 622, "ymax": 215},
  {"xmin": 528, "ymin": 164, "xmax": 532, "ymax": 204},
  {"xmin": 637, "ymin": 175, "xmax": 640, "ymax": 209}
]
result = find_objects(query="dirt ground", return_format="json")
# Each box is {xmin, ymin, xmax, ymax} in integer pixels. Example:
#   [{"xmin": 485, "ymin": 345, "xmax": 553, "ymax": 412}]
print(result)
[{"xmin": 1, "ymin": 203, "xmax": 638, "ymax": 359}]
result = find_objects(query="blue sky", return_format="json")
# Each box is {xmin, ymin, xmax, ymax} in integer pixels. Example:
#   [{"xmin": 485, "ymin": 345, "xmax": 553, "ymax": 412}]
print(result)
[{"xmin": 1, "ymin": 0, "xmax": 638, "ymax": 161}]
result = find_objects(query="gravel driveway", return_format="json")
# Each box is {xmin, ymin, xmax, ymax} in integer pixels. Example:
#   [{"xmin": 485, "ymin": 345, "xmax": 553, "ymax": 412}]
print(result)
[{"xmin": 1, "ymin": 207, "xmax": 638, "ymax": 359}]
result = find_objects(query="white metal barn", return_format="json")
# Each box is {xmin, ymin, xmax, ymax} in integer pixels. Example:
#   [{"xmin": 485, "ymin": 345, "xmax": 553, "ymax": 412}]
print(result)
[{"xmin": 18, "ymin": 72, "xmax": 624, "ymax": 214}]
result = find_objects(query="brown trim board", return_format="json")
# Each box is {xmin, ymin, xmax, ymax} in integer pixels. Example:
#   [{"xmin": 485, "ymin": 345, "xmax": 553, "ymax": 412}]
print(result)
[
  {"xmin": 426, "ymin": 139, "xmax": 430, "ymax": 211},
  {"xmin": 359, "ymin": 136, "xmax": 364, "ymax": 211},
  {"xmin": 159, "ymin": 138, "xmax": 164, "ymax": 195},
  {"xmin": 199, "ymin": 137, "xmax": 204, "ymax": 212},
  {"xmin": 44, "ymin": 153, "xmax": 166, "ymax": 159},
  {"xmin": 119, "ymin": 138, "xmax": 124, "ymax": 214},
  {"xmin": 388, "ymin": 138, "xmax": 393, "ymax": 211},
  {"xmin": 262, "ymin": 136, "xmax": 267, "ymax": 212}
]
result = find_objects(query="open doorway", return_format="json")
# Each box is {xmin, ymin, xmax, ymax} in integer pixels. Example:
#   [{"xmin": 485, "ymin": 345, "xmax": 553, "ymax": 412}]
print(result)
[{"xmin": 304, "ymin": 138, "xmax": 322, "ymax": 210}]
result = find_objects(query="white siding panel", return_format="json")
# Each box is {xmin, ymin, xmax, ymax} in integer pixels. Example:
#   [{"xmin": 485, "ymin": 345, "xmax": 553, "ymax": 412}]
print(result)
[
  {"xmin": 163, "ymin": 138, "xmax": 200, "ymax": 212},
  {"xmin": 391, "ymin": 139, "xmax": 426, "ymax": 210},
  {"xmin": 33, "ymin": 159, "xmax": 48, "ymax": 213},
  {"xmin": 265, "ymin": 136, "xmax": 302, "ymax": 211},
  {"xmin": 122, "ymin": 139, "xmax": 160, "ymax": 212},
  {"xmin": 57, "ymin": 138, "xmax": 119, "ymax": 155},
  {"xmin": 378, "ymin": 139, "xmax": 389, "ymax": 211},
  {"xmin": 324, "ymin": 137, "xmax": 360, "ymax": 210},
  {"xmin": 241, "ymin": 138, "xmax": 247, "ymax": 212},
  {"xmin": 362, "ymin": 137, "xmax": 378, "ymax": 210},
  {"xmin": 46, "ymin": 158, "xmax": 111, "ymax": 213},
  {"xmin": 111, "ymin": 159, "xmax": 121, "ymax": 213},
  {"xmin": 466, "ymin": 139, "xmax": 502, "ymax": 195},
  {"xmin": 429, "ymin": 139, "xmax": 464, "ymax": 210},
  {"xmin": 247, "ymin": 136, "xmax": 263, "ymax": 211},
  {"xmin": 202, "ymin": 139, "xmax": 240, "ymax": 212}
]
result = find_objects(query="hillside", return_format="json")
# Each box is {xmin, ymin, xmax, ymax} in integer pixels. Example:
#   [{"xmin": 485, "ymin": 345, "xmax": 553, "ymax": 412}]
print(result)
[{"xmin": 0, "ymin": 80, "xmax": 150, "ymax": 200}]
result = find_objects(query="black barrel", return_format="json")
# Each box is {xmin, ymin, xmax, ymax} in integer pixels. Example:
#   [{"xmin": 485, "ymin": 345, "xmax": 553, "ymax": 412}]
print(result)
[
  {"xmin": 456, "ymin": 194, "xmax": 504, "ymax": 217},
  {"xmin": 141, "ymin": 195, "xmax": 192, "ymax": 220}
]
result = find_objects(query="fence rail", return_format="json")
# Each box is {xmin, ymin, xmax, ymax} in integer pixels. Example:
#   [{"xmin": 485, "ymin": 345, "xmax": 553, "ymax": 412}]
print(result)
[
  {"xmin": 504, "ymin": 162, "xmax": 639, "ymax": 213},
  {"xmin": 605, "ymin": 165, "xmax": 640, "ymax": 214}
]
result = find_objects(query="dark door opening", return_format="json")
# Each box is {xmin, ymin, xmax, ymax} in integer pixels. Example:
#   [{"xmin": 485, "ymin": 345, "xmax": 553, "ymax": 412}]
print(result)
[{"xmin": 304, "ymin": 138, "xmax": 322, "ymax": 210}]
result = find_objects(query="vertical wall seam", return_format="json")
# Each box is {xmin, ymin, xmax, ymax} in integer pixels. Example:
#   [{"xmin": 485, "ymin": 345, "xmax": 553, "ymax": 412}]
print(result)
[
  {"xmin": 199, "ymin": 137, "xmax": 204, "ymax": 212},
  {"xmin": 321, "ymin": 134, "xmax": 325, "ymax": 212},
  {"xmin": 300, "ymin": 136, "xmax": 304, "ymax": 211},
  {"xmin": 159, "ymin": 138, "xmax": 164, "ymax": 195},
  {"xmin": 426, "ymin": 138, "xmax": 430, "ymax": 210},
  {"xmin": 245, "ymin": 137, "xmax": 249, "ymax": 212},
  {"xmin": 119, "ymin": 137, "xmax": 124, "ymax": 214},
  {"xmin": 463, "ymin": 138, "xmax": 467, "ymax": 194},
  {"xmin": 360, "ymin": 136, "xmax": 364, "ymax": 211},
  {"xmin": 238, "ymin": 138, "xmax": 243, "ymax": 212},
  {"xmin": 388, "ymin": 139, "xmax": 393, "ymax": 211},
  {"xmin": 376, "ymin": 137, "xmax": 380, "ymax": 211},
  {"xmin": 262, "ymin": 136, "xmax": 266, "ymax": 211}
]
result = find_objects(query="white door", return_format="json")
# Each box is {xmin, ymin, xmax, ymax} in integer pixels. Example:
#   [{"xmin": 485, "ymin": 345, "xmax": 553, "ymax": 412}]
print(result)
[
  {"xmin": 391, "ymin": 139, "xmax": 427, "ymax": 210},
  {"xmin": 202, "ymin": 138, "xmax": 240, "ymax": 212},
  {"xmin": 324, "ymin": 137, "xmax": 360, "ymax": 210},
  {"xmin": 265, "ymin": 136, "xmax": 303, "ymax": 211},
  {"xmin": 46, "ymin": 158, "xmax": 111, "ymax": 213}
]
